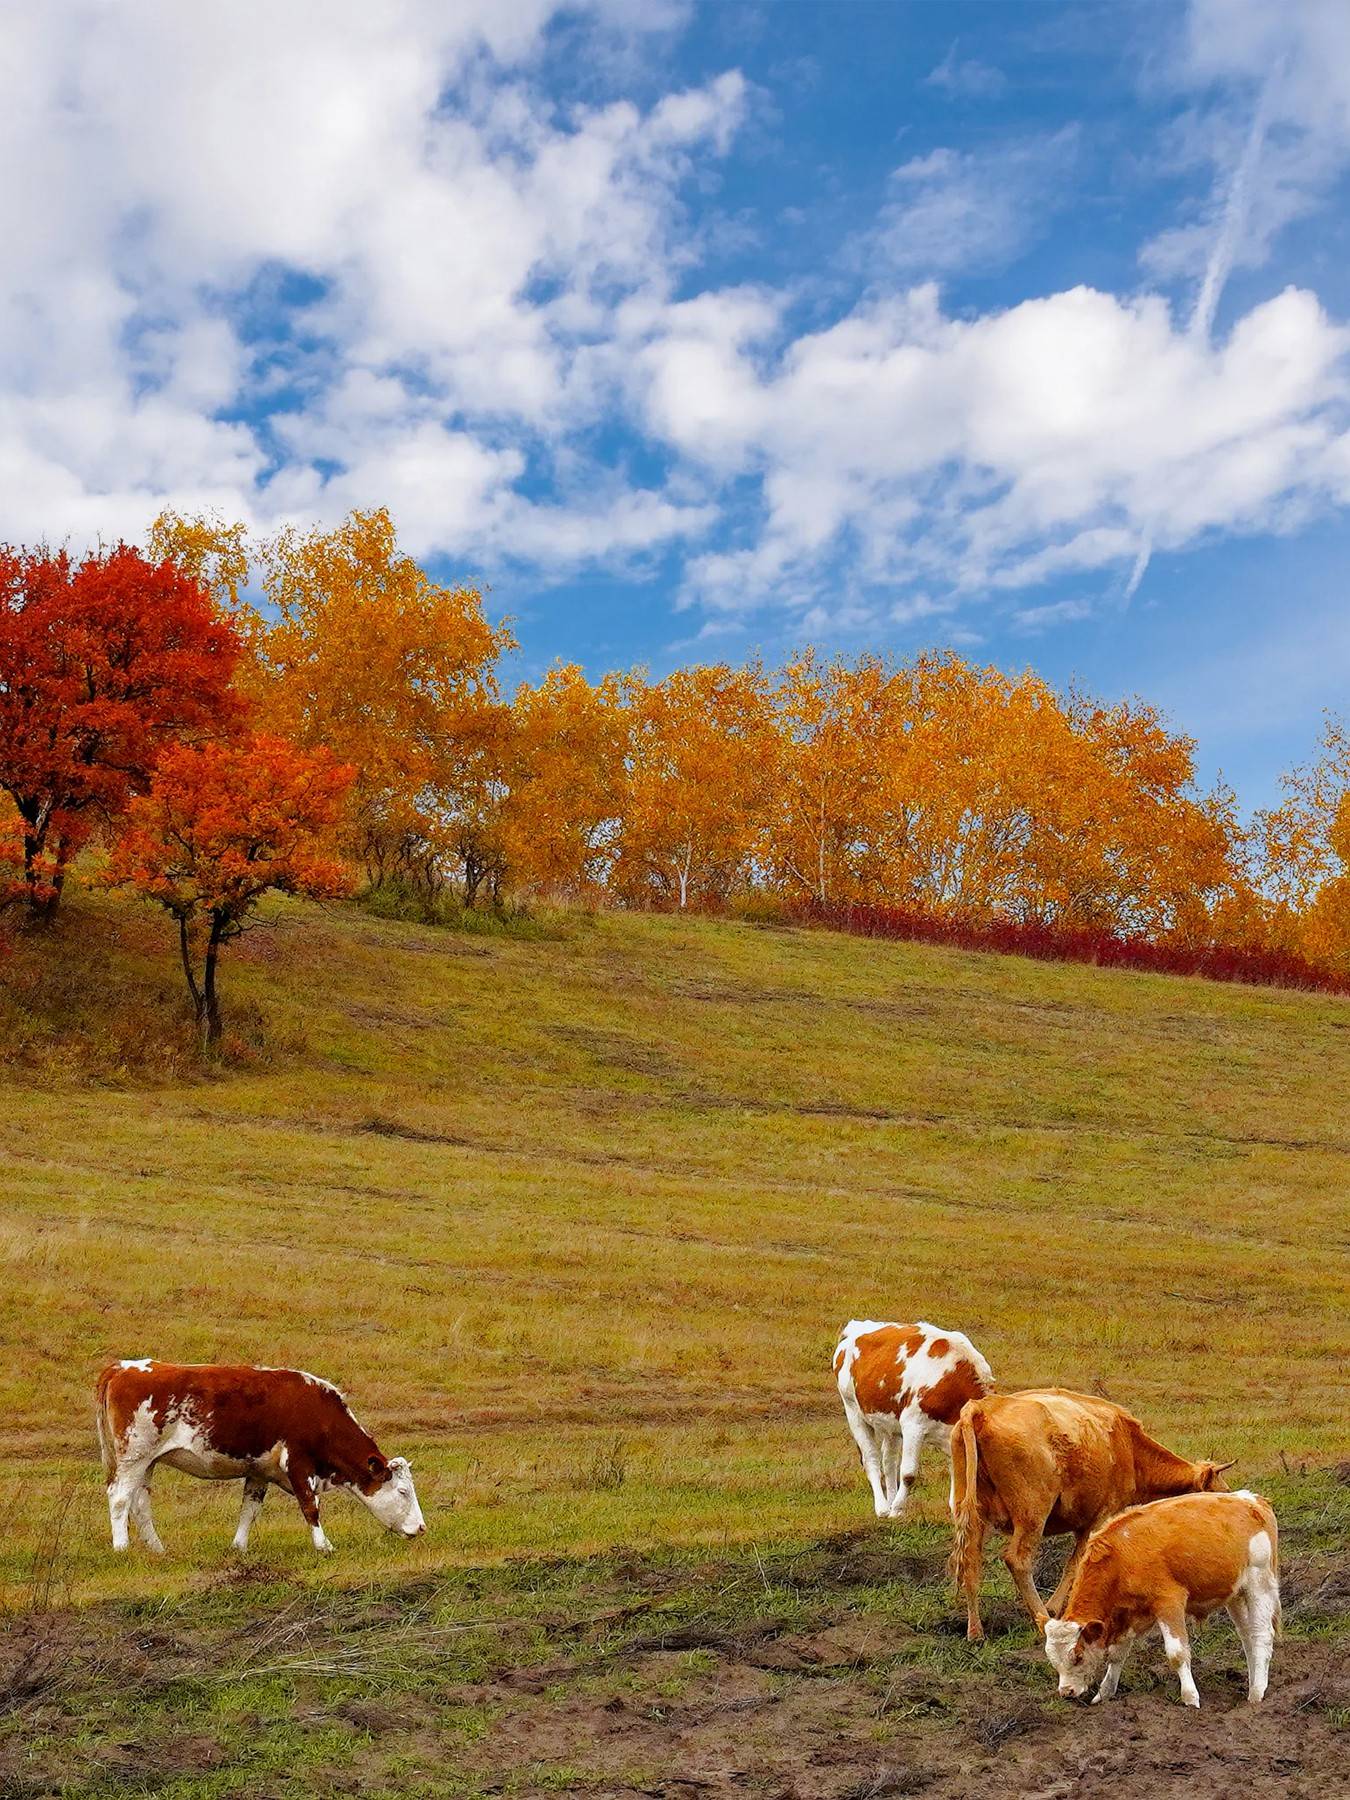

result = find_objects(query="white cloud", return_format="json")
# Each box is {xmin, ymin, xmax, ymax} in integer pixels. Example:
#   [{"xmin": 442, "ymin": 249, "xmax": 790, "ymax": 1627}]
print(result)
[
  {"xmin": 3, "ymin": 0, "xmax": 1350, "ymax": 647},
  {"xmin": 857, "ymin": 131, "xmax": 1079, "ymax": 280},
  {"xmin": 638, "ymin": 281, "xmax": 1349, "ymax": 613},
  {"xmin": 1013, "ymin": 598, "xmax": 1093, "ymax": 633},
  {"xmin": 0, "ymin": 2, "xmax": 743, "ymax": 565},
  {"xmin": 925, "ymin": 42, "xmax": 1007, "ymax": 101},
  {"xmin": 1142, "ymin": 1, "xmax": 1350, "ymax": 294}
]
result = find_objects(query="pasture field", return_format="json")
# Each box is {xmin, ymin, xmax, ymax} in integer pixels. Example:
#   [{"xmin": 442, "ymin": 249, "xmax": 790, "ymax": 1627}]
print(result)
[{"xmin": 0, "ymin": 893, "xmax": 1347, "ymax": 1795}]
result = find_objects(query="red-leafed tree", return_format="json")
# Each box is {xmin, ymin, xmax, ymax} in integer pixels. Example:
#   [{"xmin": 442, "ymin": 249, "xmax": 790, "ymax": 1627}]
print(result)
[
  {"xmin": 105, "ymin": 735, "xmax": 355, "ymax": 1046},
  {"xmin": 0, "ymin": 544, "xmax": 242, "ymax": 918}
]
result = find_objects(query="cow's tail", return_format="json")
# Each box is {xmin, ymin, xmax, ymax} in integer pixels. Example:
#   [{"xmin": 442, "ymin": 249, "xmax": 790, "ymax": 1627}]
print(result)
[
  {"xmin": 946, "ymin": 1402, "xmax": 982, "ymax": 1591},
  {"xmin": 94, "ymin": 1363, "xmax": 120, "ymax": 1482}
]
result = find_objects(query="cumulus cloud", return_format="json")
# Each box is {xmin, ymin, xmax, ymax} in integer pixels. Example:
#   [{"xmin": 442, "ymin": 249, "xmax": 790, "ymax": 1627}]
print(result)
[
  {"xmin": 0, "ymin": 1, "xmax": 743, "ymax": 564},
  {"xmin": 3, "ymin": 0, "xmax": 1350, "ymax": 642},
  {"xmin": 638, "ymin": 281, "xmax": 1350, "ymax": 618}
]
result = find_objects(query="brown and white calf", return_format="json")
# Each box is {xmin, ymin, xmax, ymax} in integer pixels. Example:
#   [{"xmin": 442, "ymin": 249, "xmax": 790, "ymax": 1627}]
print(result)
[
  {"xmin": 833, "ymin": 1319, "xmax": 993, "ymax": 1518},
  {"xmin": 1044, "ymin": 1490, "xmax": 1280, "ymax": 1708},
  {"xmin": 95, "ymin": 1360, "xmax": 425, "ymax": 1555},
  {"xmin": 949, "ymin": 1389, "xmax": 1233, "ymax": 1638}
]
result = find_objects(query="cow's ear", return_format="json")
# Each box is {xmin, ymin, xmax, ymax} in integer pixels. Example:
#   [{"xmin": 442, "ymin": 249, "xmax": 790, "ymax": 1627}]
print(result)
[
  {"xmin": 1206, "ymin": 1460, "xmax": 1236, "ymax": 1489},
  {"xmin": 1079, "ymin": 1619, "xmax": 1106, "ymax": 1648}
]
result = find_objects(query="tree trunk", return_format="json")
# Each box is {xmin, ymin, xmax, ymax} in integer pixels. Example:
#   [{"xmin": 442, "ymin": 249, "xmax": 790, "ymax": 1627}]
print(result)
[
  {"xmin": 20, "ymin": 806, "xmax": 52, "ymax": 920},
  {"xmin": 202, "ymin": 916, "xmax": 224, "ymax": 1047}
]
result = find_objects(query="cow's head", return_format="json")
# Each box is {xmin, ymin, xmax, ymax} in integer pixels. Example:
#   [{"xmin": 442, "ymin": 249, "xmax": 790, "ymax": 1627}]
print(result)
[
  {"xmin": 1043, "ymin": 1617, "xmax": 1106, "ymax": 1699},
  {"xmin": 1196, "ymin": 1458, "xmax": 1235, "ymax": 1492},
  {"xmin": 358, "ymin": 1454, "xmax": 426, "ymax": 1537}
]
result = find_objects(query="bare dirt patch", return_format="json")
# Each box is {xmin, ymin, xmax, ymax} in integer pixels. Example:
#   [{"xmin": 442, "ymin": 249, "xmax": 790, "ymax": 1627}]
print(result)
[{"xmin": 2, "ymin": 1515, "xmax": 1345, "ymax": 1799}]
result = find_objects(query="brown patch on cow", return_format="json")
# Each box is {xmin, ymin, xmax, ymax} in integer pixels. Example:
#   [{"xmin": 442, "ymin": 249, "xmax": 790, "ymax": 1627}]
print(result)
[
  {"xmin": 848, "ymin": 1327, "xmax": 919, "ymax": 1417},
  {"xmin": 929, "ymin": 1337, "xmax": 950, "ymax": 1357},
  {"xmin": 918, "ymin": 1358, "xmax": 987, "ymax": 1425},
  {"xmin": 832, "ymin": 1344, "xmax": 846, "ymax": 1375}
]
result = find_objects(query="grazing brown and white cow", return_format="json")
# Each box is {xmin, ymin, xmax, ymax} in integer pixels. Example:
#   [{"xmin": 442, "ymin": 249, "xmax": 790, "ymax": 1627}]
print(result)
[
  {"xmin": 949, "ymin": 1389, "xmax": 1232, "ymax": 1638},
  {"xmin": 1044, "ymin": 1490, "xmax": 1280, "ymax": 1708},
  {"xmin": 834, "ymin": 1319, "xmax": 993, "ymax": 1518},
  {"xmin": 95, "ymin": 1360, "xmax": 425, "ymax": 1555}
]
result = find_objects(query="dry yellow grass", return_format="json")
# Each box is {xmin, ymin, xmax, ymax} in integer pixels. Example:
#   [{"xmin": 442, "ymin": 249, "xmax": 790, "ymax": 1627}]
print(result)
[{"xmin": 0, "ymin": 890, "xmax": 1346, "ymax": 1604}]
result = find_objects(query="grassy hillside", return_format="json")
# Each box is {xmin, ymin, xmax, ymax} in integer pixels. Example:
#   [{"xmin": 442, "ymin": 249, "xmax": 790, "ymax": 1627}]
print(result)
[
  {"xmin": 2, "ymin": 893, "xmax": 1348, "ymax": 1795},
  {"xmin": 1, "ymin": 891, "xmax": 1345, "ymax": 1604}
]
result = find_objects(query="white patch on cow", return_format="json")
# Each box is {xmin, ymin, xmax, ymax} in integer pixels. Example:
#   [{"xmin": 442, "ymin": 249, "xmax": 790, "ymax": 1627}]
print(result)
[
  {"xmin": 1043, "ymin": 1617, "xmax": 1099, "ymax": 1699},
  {"xmin": 312, "ymin": 1524, "xmax": 334, "ymax": 1553},
  {"xmin": 359, "ymin": 1456, "xmax": 425, "ymax": 1537},
  {"xmin": 1159, "ymin": 1620, "xmax": 1200, "ymax": 1706},
  {"xmin": 118, "ymin": 1358, "xmax": 154, "ymax": 1372}
]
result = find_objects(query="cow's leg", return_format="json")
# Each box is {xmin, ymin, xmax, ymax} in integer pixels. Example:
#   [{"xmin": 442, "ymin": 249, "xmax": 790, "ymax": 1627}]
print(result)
[
  {"xmin": 286, "ymin": 1455, "xmax": 333, "ymax": 1553},
  {"xmin": 232, "ymin": 1476, "xmax": 268, "ymax": 1554},
  {"xmin": 1231, "ymin": 1576, "xmax": 1278, "ymax": 1703},
  {"xmin": 880, "ymin": 1431, "xmax": 900, "ymax": 1510},
  {"xmin": 887, "ymin": 1414, "xmax": 926, "ymax": 1518},
  {"xmin": 842, "ymin": 1401, "xmax": 888, "ymax": 1518},
  {"xmin": 1092, "ymin": 1640, "xmax": 1130, "ymax": 1704},
  {"xmin": 1003, "ymin": 1519, "xmax": 1050, "ymax": 1629},
  {"xmin": 1046, "ymin": 1530, "xmax": 1092, "ymax": 1617},
  {"xmin": 107, "ymin": 1461, "xmax": 154, "ymax": 1552},
  {"xmin": 131, "ymin": 1480, "xmax": 166, "ymax": 1555},
  {"xmin": 1158, "ymin": 1606, "xmax": 1200, "ymax": 1707}
]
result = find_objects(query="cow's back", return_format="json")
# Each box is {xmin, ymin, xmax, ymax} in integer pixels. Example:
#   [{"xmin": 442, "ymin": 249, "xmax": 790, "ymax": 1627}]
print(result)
[
  {"xmin": 1085, "ymin": 1491, "xmax": 1276, "ymax": 1614},
  {"xmin": 966, "ymin": 1389, "xmax": 1132, "ymax": 1530},
  {"xmin": 97, "ymin": 1360, "xmax": 347, "ymax": 1466},
  {"xmin": 835, "ymin": 1319, "xmax": 992, "ymax": 1425}
]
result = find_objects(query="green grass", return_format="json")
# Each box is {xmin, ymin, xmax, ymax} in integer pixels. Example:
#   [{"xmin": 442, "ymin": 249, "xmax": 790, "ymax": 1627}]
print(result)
[{"xmin": 0, "ymin": 887, "xmax": 1346, "ymax": 1609}]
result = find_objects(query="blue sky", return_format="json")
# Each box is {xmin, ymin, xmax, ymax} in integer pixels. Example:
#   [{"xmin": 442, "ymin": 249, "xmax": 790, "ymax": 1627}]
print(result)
[{"xmin": 5, "ymin": 1, "xmax": 1350, "ymax": 809}]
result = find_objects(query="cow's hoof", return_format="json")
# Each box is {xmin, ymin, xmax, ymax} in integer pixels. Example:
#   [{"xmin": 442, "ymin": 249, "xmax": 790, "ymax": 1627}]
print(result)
[{"xmin": 966, "ymin": 1626, "xmax": 984, "ymax": 1643}]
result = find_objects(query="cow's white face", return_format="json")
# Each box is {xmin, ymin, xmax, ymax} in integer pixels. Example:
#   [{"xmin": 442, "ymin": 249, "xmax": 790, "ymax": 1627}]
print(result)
[
  {"xmin": 1043, "ymin": 1618, "xmax": 1104, "ymax": 1698},
  {"xmin": 361, "ymin": 1456, "xmax": 425, "ymax": 1536}
]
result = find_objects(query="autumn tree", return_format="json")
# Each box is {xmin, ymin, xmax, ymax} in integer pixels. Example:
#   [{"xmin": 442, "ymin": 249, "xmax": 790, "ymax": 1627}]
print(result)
[
  {"xmin": 768, "ymin": 650, "xmax": 902, "ymax": 905},
  {"xmin": 612, "ymin": 663, "xmax": 777, "ymax": 910},
  {"xmin": 1253, "ymin": 717, "xmax": 1350, "ymax": 966},
  {"xmin": 251, "ymin": 510, "xmax": 512, "ymax": 900},
  {"xmin": 106, "ymin": 735, "xmax": 354, "ymax": 1045},
  {"xmin": 0, "ymin": 545, "xmax": 241, "ymax": 919},
  {"xmin": 502, "ymin": 665, "xmax": 630, "ymax": 899}
]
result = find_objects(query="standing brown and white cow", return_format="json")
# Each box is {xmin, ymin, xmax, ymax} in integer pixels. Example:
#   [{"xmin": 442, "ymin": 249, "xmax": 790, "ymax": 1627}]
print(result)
[
  {"xmin": 95, "ymin": 1360, "xmax": 426, "ymax": 1555},
  {"xmin": 949, "ymin": 1389, "xmax": 1233, "ymax": 1638},
  {"xmin": 833, "ymin": 1319, "xmax": 993, "ymax": 1518}
]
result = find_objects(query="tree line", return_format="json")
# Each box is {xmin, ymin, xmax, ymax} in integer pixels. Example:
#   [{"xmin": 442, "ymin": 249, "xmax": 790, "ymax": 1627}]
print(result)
[{"xmin": 2, "ymin": 507, "xmax": 1347, "ymax": 1041}]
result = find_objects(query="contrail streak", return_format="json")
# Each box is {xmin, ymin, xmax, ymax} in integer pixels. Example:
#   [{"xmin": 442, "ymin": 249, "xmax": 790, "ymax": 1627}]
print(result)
[{"xmin": 1121, "ymin": 71, "xmax": 1279, "ymax": 606}]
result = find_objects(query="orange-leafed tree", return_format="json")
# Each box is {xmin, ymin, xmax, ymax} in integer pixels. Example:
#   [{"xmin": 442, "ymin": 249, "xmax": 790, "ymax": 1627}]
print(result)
[
  {"xmin": 1254, "ymin": 717, "xmax": 1350, "ymax": 966},
  {"xmin": 0, "ymin": 544, "xmax": 241, "ymax": 919},
  {"xmin": 768, "ymin": 650, "xmax": 909, "ymax": 905},
  {"xmin": 106, "ymin": 735, "xmax": 354, "ymax": 1046},
  {"xmin": 502, "ymin": 665, "xmax": 630, "ymax": 899},
  {"xmin": 253, "ymin": 509, "xmax": 513, "ymax": 896},
  {"xmin": 613, "ymin": 663, "xmax": 777, "ymax": 910}
]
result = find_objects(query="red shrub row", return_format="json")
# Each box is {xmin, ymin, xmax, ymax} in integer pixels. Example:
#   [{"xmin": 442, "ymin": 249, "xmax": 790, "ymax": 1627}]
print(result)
[{"xmin": 793, "ymin": 899, "xmax": 1350, "ymax": 997}]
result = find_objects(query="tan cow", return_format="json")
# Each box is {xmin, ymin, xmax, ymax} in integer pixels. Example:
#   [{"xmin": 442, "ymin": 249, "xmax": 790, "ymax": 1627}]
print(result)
[
  {"xmin": 834, "ymin": 1319, "xmax": 993, "ymax": 1518},
  {"xmin": 1044, "ymin": 1490, "xmax": 1280, "ymax": 1707},
  {"xmin": 96, "ymin": 1360, "xmax": 426, "ymax": 1554},
  {"xmin": 949, "ymin": 1389, "xmax": 1232, "ymax": 1638}
]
